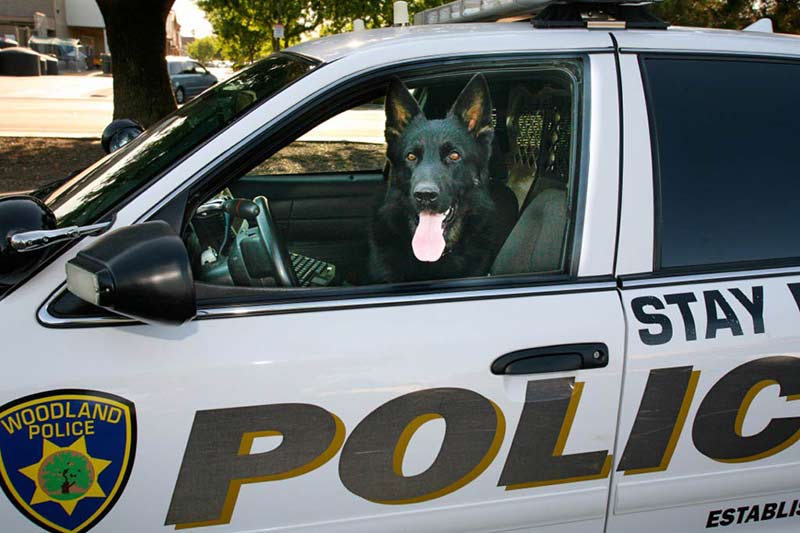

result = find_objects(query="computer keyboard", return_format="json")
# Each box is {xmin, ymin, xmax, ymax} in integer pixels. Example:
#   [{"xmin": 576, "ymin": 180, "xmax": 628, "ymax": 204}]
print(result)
[{"xmin": 290, "ymin": 253, "xmax": 336, "ymax": 287}]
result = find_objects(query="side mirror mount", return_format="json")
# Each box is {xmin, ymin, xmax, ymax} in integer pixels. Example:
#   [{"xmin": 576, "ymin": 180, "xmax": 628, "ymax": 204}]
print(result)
[
  {"xmin": 66, "ymin": 221, "xmax": 196, "ymax": 326},
  {"xmin": 101, "ymin": 118, "xmax": 144, "ymax": 154},
  {"xmin": 0, "ymin": 196, "xmax": 56, "ymax": 278}
]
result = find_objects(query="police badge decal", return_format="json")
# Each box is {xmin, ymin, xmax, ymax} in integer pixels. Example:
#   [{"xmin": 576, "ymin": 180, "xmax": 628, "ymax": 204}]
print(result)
[{"xmin": 0, "ymin": 390, "xmax": 136, "ymax": 533}]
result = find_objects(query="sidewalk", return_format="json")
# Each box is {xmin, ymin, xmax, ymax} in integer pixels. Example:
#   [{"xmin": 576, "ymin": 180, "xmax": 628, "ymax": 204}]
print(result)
[
  {"xmin": 0, "ymin": 72, "xmax": 113, "ymax": 138},
  {"xmin": 0, "ymin": 71, "xmax": 113, "ymax": 99}
]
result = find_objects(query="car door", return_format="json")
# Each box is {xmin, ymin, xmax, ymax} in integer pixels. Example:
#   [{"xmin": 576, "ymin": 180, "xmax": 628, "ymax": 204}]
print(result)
[
  {"xmin": 190, "ymin": 61, "xmax": 213, "ymax": 94},
  {"xmin": 0, "ymin": 48, "xmax": 624, "ymax": 533},
  {"xmin": 608, "ymin": 45, "xmax": 800, "ymax": 531},
  {"xmin": 180, "ymin": 62, "xmax": 201, "ymax": 96}
]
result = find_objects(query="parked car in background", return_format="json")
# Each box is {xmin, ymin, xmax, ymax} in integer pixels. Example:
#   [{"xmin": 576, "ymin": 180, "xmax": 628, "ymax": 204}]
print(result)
[{"xmin": 167, "ymin": 55, "xmax": 217, "ymax": 104}]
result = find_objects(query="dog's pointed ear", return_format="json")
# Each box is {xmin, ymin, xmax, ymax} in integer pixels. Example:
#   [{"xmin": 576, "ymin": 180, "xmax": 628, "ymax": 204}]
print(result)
[
  {"xmin": 449, "ymin": 74, "xmax": 493, "ymax": 141},
  {"xmin": 385, "ymin": 78, "xmax": 422, "ymax": 142}
]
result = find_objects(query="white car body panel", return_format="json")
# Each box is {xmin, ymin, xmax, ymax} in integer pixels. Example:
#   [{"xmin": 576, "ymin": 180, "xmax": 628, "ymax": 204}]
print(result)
[
  {"xmin": 614, "ymin": 54, "xmax": 654, "ymax": 277},
  {"xmin": 576, "ymin": 53, "xmax": 619, "ymax": 278},
  {"xmin": 615, "ymin": 26, "xmax": 800, "ymax": 57},
  {"xmin": 611, "ymin": 274, "xmax": 800, "ymax": 532},
  {"xmin": 2, "ymin": 17, "xmax": 800, "ymax": 533}
]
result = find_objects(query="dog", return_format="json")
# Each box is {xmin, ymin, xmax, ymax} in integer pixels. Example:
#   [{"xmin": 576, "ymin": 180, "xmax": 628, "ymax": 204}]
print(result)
[{"xmin": 368, "ymin": 74, "xmax": 501, "ymax": 283}]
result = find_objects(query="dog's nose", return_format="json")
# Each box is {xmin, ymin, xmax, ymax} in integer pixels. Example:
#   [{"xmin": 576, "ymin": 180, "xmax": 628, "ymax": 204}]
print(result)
[{"xmin": 413, "ymin": 186, "xmax": 439, "ymax": 206}]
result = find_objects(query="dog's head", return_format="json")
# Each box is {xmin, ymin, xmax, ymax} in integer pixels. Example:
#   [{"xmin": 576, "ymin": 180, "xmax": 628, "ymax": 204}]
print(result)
[{"xmin": 384, "ymin": 74, "xmax": 494, "ymax": 262}]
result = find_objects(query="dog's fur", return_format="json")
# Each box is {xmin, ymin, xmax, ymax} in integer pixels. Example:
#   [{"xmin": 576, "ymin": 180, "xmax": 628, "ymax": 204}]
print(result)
[{"xmin": 368, "ymin": 74, "xmax": 501, "ymax": 283}]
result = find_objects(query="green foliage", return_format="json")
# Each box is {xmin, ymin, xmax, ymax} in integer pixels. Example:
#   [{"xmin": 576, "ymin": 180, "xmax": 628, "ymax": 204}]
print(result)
[
  {"xmin": 186, "ymin": 35, "xmax": 220, "ymax": 64},
  {"xmin": 319, "ymin": 0, "xmax": 446, "ymax": 34},
  {"xmin": 198, "ymin": 0, "xmax": 447, "ymax": 64},
  {"xmin": 654, "ymin": 0, "xmax": 799, "ymax": 34},
  {"xmin": 198, "ymin": 0, "xmax": 332, "ymax": 63},
  {"xmin": 41, "ymin": 452, "xmax": 92, "ymax": 498}
]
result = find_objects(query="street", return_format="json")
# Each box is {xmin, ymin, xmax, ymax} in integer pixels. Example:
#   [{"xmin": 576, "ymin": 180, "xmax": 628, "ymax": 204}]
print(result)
[
  {"xmin": 0, "ymin": 74, "xmax": 113, "ymax": 137},
  {"xmin": 0, "ymin": 70, "xmax": 385, "ymax": 142}
]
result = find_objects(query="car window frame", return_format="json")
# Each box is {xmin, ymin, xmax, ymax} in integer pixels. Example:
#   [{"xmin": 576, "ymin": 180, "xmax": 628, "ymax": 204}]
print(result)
[
  {"xmin": 38, "ymin": 52, "xmax": 607, "ymax": 327},
  {"xmin": 641, "ymin": 52, "xmax": 800, "ymax": 276},
  {"xmin": 192, "ymin": 61, "xmax": 210, "ymax": 75},
  {"xmin": 176, "ymin": 54, "xmax": 594, "ymax": 310}
]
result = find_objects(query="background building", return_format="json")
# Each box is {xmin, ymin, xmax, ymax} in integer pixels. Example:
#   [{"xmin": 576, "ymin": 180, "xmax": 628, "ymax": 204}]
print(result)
[{"xmin": 0, "ymin": 0, "xmax": 182, "ymax": 63}]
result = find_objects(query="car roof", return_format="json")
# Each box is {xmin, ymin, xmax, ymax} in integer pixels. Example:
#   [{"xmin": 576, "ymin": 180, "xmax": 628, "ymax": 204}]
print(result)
[
  {"xmin": 288, "ymin": 22, "xmax": 800, "ymax": 64},
  {"xmin": 166, "ymin": 56, "xmax": 194, "ymax": 62}
]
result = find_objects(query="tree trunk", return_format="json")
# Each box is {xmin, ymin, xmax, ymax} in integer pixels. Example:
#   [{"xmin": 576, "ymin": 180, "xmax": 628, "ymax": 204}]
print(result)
[
  {"xmin": 61, "ymin": 470, "xmax": 72, "ymax": 494},
  {"xmin": 96, "ymin": 0, "xmax": 177, "ymax": 128}
]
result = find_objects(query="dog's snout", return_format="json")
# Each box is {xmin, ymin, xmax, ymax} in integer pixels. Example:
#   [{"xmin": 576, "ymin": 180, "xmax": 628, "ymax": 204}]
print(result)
[{"xmin": 413, "ymin": 184, "xmax": 439, "ymax": 206}]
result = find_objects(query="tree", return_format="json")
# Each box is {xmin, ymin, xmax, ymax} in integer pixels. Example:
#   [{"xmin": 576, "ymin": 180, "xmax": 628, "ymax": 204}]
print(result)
[
  {"xmin": 199, "ymin": 0, "xmax": 333, "ymax": 61},
  {"xmin": 187, "ymin": 35, "xmax": 220, "ymax": 64},
  {"xmin": 320, "ymin": 0, "xmax": 444, "ymax": 33},
  {"xmin": 199, "ymin": 0, "xmax": 444, "ymax": 65},
  {"xmin": 41, "ymin": 451, "xmax": 92, "ymax": 497},
  {"xmin": 654, "ymin": 0, "xmax": 799, "ymax": 34},
  {"xmin": 197, "ymin": 0, "xmax": 270, "ymax": 64},
  {"xmin": 96, "ymin": 0, "xmax": 177, "ymax": 128}
]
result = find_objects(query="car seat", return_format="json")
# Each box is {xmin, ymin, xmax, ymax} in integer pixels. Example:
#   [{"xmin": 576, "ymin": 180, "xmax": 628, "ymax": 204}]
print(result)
[{"xmin": 491, "ymin": 83, "xmax": 572, "ymax": 275}]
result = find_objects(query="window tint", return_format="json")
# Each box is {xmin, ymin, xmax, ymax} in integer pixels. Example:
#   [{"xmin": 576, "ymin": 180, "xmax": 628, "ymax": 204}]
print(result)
[{"xmin": 645, "ymin": 58, "xmax": 800, "ymax": 269}]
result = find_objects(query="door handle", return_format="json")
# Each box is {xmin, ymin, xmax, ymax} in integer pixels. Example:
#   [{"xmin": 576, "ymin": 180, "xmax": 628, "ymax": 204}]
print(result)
[{"xmin": 491, "ymin": 343, "xmax": 609, "ymax": 375}]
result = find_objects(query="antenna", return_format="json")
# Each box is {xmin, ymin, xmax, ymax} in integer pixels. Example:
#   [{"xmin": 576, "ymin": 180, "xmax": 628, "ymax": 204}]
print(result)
[
  {"xmin": 394, "ymin": 1, "xmax": 410, "ymax": 27},
  {"xmin": 743, "ymin": 18, "xmax": 774, "ymax": 33}
]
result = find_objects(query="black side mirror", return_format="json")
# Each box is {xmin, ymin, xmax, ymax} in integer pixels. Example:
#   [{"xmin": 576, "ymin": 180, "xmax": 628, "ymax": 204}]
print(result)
[
  {"xmin": 101, "ymin": 118, "xmax": 144, "ymax": 154},
  {"xmin": 0, "ymin": 196, "xmax": 56, "ymax": 277},
  {"xmin": 66, "ymin": 221, "xmax": 196, "ymax": 325}
]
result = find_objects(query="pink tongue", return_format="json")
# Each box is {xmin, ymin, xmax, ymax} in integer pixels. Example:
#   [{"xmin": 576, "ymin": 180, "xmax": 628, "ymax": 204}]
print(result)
[{"xmin": 412, "ymin": 212, "xmax": 447, "ymax": 262}]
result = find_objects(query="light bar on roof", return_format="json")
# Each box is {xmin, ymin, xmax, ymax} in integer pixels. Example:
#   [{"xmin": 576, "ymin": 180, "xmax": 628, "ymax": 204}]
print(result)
[{"xmin": 414, "ymin": 0, "xmax": 661, "ymax": 25}]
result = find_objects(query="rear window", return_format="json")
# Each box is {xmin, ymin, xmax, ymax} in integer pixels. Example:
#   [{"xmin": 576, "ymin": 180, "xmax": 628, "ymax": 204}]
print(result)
[{"xmin": 644, "ymin": 57, "xmax": 800, "ymax": 270}]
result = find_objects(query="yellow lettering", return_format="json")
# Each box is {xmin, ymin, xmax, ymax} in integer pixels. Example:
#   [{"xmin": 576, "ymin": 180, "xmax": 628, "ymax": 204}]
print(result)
[
  {"xmin": 84, "ymin": 419, "xmax": 94, "ymax": 435},
  {"xmin": 28, "ymin": 425, "xmax": 40, "ymax": 439},
  {"xmin": 20, "ymin": 409, "xmax": 35, "ymax": 425},
  {"xmin": 1, "ymin": 414, "xmax": 22, "ymax": 435},
  {"xmin": 34, "ymin": 405, "xmax": 49, "ymax": 423},
  {"xmin": 107, "ymin": 407, "xmax": 122, "ymax": 424},
  {"xmin": 41, "ymin": 424, "xmax": 53, "ymax": 439},
  {"xmin": 50, "ymin": 402, "xmax": 64, "ymax": 420},
  {"xmin": 77, "ymin": 402, "xmax": 90, "ymax": 418},
  {"xmin": 92, "ymin": 404, "xmax": 108, "ymax": 421}
]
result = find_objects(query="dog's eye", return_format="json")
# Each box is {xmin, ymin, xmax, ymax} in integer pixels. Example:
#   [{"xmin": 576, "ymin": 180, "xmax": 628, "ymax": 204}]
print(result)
[
  {"xmin": 448, "ymin": 151, "xmax": 461, "ymax": 162},
  {"xmin": 406, "ymin": 153, "xmax": 417, "ymax": 162}
]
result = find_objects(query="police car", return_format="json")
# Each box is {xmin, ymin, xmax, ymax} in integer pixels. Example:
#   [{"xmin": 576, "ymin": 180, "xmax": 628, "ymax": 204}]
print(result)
[{"xmin": 0, "ymin": 1, "xmax": 799, "ymax": 531}]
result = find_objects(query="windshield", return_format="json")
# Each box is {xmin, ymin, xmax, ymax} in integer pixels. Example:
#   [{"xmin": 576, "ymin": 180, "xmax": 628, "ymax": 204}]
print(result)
[{"xmin": 44, "ymin": 53, "xmax": 319, "ymax": 228}]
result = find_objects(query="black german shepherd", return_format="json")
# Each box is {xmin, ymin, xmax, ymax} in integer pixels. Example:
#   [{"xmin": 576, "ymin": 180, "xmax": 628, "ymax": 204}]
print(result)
[{"xmin": 368, "ymin": 74, "xmax": 500, "ymax": 283}]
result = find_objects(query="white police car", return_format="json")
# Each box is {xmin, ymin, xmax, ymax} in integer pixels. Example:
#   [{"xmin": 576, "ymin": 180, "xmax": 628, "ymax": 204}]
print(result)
[{"xmin": 1, "ymin": 1, "xmax": 799, "ymax": 531}]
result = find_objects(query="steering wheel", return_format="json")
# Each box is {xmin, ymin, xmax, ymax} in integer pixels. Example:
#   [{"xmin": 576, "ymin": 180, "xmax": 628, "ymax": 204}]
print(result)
[{"xmin": 252, "ymin": 196, "xmax": 298, "ymax": 287}]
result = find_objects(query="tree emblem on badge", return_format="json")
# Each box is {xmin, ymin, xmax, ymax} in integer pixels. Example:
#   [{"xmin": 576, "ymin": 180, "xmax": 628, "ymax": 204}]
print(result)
[{"xmin": 20, "ymin": 437, "xmax": 111, "ymax": 516}]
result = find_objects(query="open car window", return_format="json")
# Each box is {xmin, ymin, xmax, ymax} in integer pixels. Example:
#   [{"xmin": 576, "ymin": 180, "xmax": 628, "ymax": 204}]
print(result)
[{"xmin": 186, "ymin": 62, "xmax": 583, "ymax": 292}]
